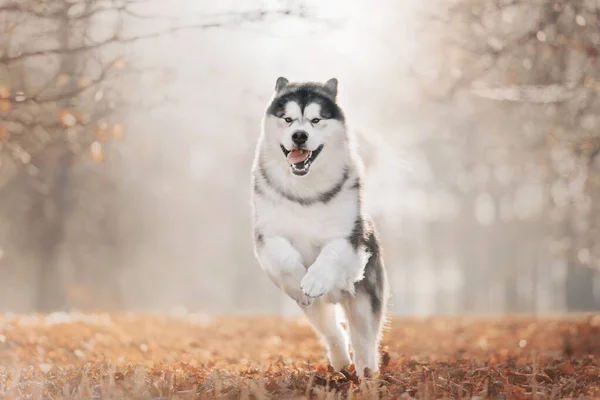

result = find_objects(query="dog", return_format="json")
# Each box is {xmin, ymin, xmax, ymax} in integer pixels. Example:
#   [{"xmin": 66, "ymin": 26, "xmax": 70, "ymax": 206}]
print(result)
[{"xmin": 251, "ymin": 77, "xmax": 388, "ymax": 377}]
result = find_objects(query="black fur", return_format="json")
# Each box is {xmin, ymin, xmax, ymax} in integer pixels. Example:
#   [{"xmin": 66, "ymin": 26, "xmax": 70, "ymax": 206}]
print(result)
[
  {"xmin": 348, "ymin": 216, "xmax": 364, "ymax": 250},
  {"xmin": 348, "ymin": 177, "xmax": 365, "ymax": 250},
  {"xmin": 255, "ymin": 231, "xmax": 264, "ymax": 245},
  {"xmin": 253, "ymin": 178, "xmax": 264, "ymax": 196},
  {"xmin": 349, "ymin": 216, "xmax": 387, "ymax": 317},
  {"xmin": 258, "ymin": 164, "xmax": 349, "ymax": 206},
  {"xmin": 267, "ymin": 82, "xmax": 345, "ymax": 122}
]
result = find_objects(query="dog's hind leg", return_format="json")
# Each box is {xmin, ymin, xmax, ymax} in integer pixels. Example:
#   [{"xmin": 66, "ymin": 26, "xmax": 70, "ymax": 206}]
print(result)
[
  {"xmin": 341, "ymin": 290, "xmax": 385, "ymax": 377},
  {"xmin": 341, "ymin": 242, "xmax": 387, "ymax": 378},
  {"xmin": 303, "ymin": 300, "xmax": 351, "ymax": 371}
]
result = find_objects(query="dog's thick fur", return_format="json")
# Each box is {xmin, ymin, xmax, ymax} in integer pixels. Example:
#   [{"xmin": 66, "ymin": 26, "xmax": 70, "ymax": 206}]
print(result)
[{"xmin": 251, "ymin": 77, "xmax": 388, "ymax": 376}]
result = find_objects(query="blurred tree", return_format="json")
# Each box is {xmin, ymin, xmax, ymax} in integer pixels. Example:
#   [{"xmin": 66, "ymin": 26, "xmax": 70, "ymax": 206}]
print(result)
[
  {"xmin": 0, "ymin": 0, "xmax": 142, "ymax": 311},
  {"xmin": 416, "ymin": 0, "xmax": 600, "ymax": 311},
  {"xmin": 0, "ymin": 0, "xmax": 304, "ymax": 312}
]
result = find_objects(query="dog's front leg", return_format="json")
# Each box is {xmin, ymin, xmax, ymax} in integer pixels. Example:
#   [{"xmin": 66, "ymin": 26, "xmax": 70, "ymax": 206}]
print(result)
[
  {"xmin": 257, "ymin": 236, "xmax": 314, "ymax": 307},
  {"xmin": 300, "ymin": 238, "xmax": 365, "ymax": 299}
]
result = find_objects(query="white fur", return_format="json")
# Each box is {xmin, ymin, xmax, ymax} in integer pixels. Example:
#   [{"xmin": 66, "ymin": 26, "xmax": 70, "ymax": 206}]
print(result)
[
  {"xmin": 342, "ymin": 292, "xmax": 382, "ymax": 373},
  {"xmin": 256, "ymin": 236, "xmax": 314, "ymax": 307},
  {"xmin": 300, "ymin": 238, "xmax": 365, "ymax": 298},
  {"xmin": 251, "ymin": 89, "xmax": 382, "ymax": 377},
  {"xmin": 303, "ymin": 300, "xmax": 351, "ymax": 370}
]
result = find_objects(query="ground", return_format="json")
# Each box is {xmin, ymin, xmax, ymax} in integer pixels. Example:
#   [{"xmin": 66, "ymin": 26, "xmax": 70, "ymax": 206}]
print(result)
[{"xmin": 0, "ymin": 313, "xmax": 599, "ymax": 399}]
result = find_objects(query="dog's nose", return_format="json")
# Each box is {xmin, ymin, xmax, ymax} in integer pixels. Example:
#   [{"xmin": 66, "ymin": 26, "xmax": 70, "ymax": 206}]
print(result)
[{"xmin": 292, "ymin": 131, "xmax": 308, "ymax": 145}]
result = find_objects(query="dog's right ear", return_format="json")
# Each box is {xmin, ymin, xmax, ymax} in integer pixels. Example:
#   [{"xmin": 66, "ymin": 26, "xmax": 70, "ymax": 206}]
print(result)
[{"xmin": 275, "ymin": 77, "xmax": 289, "ymax": 93}]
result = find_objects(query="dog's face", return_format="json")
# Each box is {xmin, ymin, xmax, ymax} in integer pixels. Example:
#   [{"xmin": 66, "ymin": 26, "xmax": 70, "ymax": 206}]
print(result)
[{"xmin": 262, "ymin": 77, "xmax": 346, "ymax": 177}]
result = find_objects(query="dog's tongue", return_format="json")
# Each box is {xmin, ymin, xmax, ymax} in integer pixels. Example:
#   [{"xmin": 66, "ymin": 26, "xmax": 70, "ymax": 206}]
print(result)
[{"xmin": 288, "ymin": 149, "xmax": 310, "ymax": 164}]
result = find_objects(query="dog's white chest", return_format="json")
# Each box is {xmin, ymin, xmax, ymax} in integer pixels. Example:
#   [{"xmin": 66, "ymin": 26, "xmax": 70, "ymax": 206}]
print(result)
[{"xmin": 254, "ymin": 193, "xmax": 357, "ymax": 266}]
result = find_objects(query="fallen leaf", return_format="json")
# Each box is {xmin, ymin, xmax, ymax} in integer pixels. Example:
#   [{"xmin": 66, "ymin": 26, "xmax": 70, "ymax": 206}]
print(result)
[
  {"xmin": 112, "ymin": 123, "xmax": 125, "ymax": 139},
  {"xmin": 0, "ymin": 100, "xmax": 11, "ymax": 113},
  {"xmin": 90, "ymin": 141, "xmax": 104, "ymax": 162},
  {"xmin": 58, "ymin": 109, "xmax": 77, "ymax": 128},
  {"xmin": 0, "ymin": 85, "xmax": 9, "ymax": 99}
]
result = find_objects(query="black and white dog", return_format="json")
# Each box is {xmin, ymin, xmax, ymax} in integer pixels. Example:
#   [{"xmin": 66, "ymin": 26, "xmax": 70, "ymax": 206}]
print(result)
[{"xmin": 251, "ymin": 77, "xmax": 388, "ymax": 376}]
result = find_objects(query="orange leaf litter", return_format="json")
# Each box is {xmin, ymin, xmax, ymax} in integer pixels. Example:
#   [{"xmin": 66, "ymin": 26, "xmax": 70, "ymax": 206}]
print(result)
[{"xmin": 0, "ymin": 313, "xmax": 599, "ymax": 399}]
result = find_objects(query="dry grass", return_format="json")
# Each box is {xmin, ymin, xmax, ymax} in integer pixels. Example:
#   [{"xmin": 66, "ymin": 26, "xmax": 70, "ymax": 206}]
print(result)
[{"xmin": 0, "ymin": 312, "xmax": 599, "ymax": 399}]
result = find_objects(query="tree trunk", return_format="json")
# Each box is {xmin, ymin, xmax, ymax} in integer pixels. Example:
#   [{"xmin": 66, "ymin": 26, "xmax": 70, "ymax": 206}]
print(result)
[
  {"xmin": 565, "ymin": 265, "xmax": 600, "ymax": 311},
  {"xmin": 34, "ymin": 6, "xmax": 77, "ymax": 312}
]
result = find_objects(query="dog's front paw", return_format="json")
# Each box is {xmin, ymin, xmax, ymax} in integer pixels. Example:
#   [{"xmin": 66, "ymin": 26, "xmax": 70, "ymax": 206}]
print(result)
[
  {"xmin": 300, "ymin": 265, "xmax": 336, "ymax": 298},
  {"xmin": 280, "ymin": 261, "xmax": 314, "ymax": 307},
  {"xmin": 295, "ymin": 292, "xmax": 315, "ymax": 308}
]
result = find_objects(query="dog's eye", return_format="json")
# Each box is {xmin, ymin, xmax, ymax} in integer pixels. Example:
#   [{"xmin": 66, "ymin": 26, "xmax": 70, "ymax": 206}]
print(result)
[
  {"xmin": 284, "ymin": 117, "xmax": 293, "ymax": 123},
  {"xmin": 311, "ymin": 118, "xmax": 321, "ymax": 124}
]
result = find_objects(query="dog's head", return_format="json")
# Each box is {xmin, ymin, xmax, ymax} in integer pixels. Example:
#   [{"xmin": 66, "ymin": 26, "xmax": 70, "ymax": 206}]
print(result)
[{"xmin": 262, "ymin": 77, "xmax": 346, "ymax": 177}]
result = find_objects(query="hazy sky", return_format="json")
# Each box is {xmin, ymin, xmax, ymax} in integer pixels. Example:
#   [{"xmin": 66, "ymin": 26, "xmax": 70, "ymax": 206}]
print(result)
[{"xmin": 108, "ymin": 0, "xmax": 427, "ymax": 314}]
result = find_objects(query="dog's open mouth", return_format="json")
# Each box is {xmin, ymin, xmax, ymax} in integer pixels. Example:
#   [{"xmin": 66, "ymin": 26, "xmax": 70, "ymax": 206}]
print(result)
[{"xmin": 280, "ymin": 145, "xmax": 324, "ymax": 176}]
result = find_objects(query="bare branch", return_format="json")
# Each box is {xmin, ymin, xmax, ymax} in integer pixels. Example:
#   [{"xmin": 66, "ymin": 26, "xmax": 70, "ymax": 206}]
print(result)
[
  {"xmin": 0, "ymin": 9, "xmax": 301, "ymax": 65},
  {"xmin": 30, "ymin": 58, "xmax": 118, "ymax": 104},
  {"xmin": 0, "ymin": 2, "xmax": 62, "ymax": 19}
]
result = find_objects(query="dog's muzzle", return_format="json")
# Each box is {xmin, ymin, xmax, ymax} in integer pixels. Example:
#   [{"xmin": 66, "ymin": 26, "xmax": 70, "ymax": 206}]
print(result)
[{"xmin": 280, "ymin": 144, "xmax": 324, "ymax": 176}]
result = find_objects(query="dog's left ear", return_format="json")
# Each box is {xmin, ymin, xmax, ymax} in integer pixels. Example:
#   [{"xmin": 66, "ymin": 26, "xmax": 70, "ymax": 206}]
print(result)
[{"xmin": 324, "ymin": 78, "xmax": 338, "ymax": 99}]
